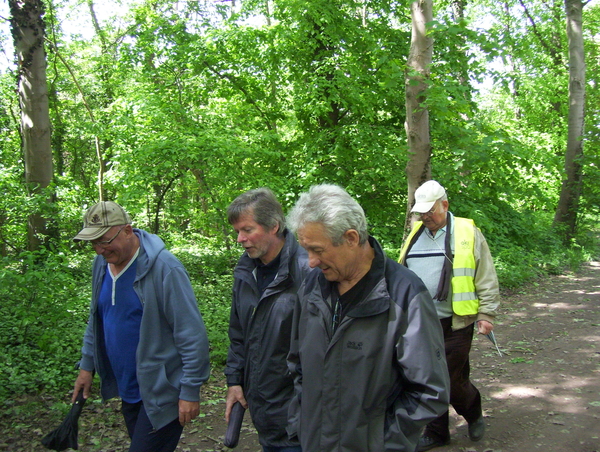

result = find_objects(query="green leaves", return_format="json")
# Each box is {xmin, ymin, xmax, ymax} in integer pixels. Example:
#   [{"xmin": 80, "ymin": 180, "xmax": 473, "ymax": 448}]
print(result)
[
  {"xmin": 0, "ymin": 249, "xmax": 90, "ymax": 398},
  {"xmin": 0, "ymin": 0, "xmax": 599, "ymax": 404}
]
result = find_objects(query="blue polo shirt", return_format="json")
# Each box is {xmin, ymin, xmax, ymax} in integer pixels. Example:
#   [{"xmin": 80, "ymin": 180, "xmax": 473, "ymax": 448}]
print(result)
[{"xmin": 98, "ymin": 250, "xmax": 142, "ymax": 403}]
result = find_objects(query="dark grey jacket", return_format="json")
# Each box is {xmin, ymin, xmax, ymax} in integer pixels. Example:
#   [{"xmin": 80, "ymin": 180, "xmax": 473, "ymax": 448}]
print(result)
[
  {"xmin": 225, "ymin": 229, "xmax": 310, "ymax": 447},
  {"xmin": 287, "ymin": 238, "xmax": 450, "ymax": 452}
]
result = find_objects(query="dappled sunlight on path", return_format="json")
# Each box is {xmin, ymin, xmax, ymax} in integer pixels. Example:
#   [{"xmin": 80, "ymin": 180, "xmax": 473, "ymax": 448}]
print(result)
[{"xmin": 432, "ymin": 261, "xmax": 600, "ymax": 452}]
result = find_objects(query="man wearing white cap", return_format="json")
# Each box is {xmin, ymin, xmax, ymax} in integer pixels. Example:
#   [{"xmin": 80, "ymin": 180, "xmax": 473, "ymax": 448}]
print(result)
[
  {"xmin": 398, "ymin": 181, "xmax": 500, "ymax": 451},
  {"xmin": 72, "ymin": 201, "xmax": 210, "ymax": 452}
]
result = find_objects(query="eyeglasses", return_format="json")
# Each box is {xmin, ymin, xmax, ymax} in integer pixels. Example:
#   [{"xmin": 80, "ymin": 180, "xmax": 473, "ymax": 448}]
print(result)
[
  {"xmin": 417, "ymin": 204, "xmax": 439, "ymax": 218},
  {"xmin": 91, "ymin": 226, "xmax": 125, "ymax": 248}
]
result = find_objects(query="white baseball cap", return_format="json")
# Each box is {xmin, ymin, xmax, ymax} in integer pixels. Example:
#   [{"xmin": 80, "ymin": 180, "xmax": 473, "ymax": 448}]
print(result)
[{"xmin": 411, "ymin": 180, "xmax": 446, "ymax": 213}]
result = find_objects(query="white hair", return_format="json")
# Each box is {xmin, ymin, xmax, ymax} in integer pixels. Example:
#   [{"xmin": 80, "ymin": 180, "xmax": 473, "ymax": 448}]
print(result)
[{"xmin": 287, "ymin": 184, "xmax": 368, "ymax": 246}]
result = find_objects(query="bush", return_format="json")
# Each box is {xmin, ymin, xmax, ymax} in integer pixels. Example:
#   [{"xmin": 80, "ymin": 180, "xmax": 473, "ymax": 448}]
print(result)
[
  {"xmin": 193, "ymin": 275, "xmax": 234, "ymax": 368},
  {"xmin": 0, "ymin": 249, "xmax": 90, "ymax": 399},
  {"xmin": 171, "ymin": 240, "xmax": 239, "ymax": 368},
  {"xmin": 494, "ymin": 246, "xmax": 544, "ymax": 289}
]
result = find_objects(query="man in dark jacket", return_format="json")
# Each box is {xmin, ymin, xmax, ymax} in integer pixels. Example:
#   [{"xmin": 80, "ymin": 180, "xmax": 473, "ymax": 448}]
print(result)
[
  {"xmin": 286, "ymin": 184, "xmax": 450, "ymax": 452},
  {"xmin": 72, "ymin": 201, "xmax": 210, "ymax": 452},
  {"xmin": 225, "ymin": 188, "xmax": 309, "ymax": 452}
]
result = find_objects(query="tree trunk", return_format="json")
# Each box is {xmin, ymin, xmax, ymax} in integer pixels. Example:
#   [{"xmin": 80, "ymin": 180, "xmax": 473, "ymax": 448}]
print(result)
[
  {"xmin": 554, "ymin": 0, "xmax": 585, "ymax": 242},
  {"xmin": 9, "ymin": 0, "xmax": 54, "ymax": 251},
  {"xmin": 404, "ymin": 0, "xmax": 433, "ymax": 234}
]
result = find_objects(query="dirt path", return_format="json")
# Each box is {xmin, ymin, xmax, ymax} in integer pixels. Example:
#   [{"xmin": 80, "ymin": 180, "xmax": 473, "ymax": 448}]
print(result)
[
  {"xmin": 6, "ymin": 262, "xmax": 599, "ymax": 451},
  {"xmin": 181, "ymin": 262, "xmax": 600, "ymax": 452},
  {"xmin": 430, "ymin": 261, "xmax": 600, "ymax": 452}
]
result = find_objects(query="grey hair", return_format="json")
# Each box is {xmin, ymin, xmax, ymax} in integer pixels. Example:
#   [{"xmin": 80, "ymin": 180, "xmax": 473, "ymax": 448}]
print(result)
[
  {"xmin": 287, "ymin": 184, "xmax": 368, "ymax": 246},
  {"xmin": 227, "ymin": 188, "xmax": 285, "ymax": 237}
]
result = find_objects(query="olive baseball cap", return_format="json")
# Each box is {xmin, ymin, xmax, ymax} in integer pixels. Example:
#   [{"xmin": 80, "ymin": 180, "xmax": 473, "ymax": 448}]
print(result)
[
  {"xmin": 411, "ymin": 180, "xmax": 446, "ymax": 213},
  {"xmin": 73, "ymin": 201, "xmax": 131, "ymax": 242}
]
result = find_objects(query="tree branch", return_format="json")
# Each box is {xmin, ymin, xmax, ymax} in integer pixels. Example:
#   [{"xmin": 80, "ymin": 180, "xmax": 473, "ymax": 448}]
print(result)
[
  {"xmin": 518, "ymin": 0, "xmax": 565, "ymax": 68},
  {"xmin": 202, "ymin": 61, "xmax": 275, "ymax": 131}
]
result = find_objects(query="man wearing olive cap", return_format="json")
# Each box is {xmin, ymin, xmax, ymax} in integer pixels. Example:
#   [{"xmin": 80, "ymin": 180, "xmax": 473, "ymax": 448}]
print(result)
[
  {"xmin": 399, "ymin": 181, "xmax": 500, "ymax": 451},
  {"xmin": 72, "ymin": 201, "xmax": 210, "ymax": 452}
]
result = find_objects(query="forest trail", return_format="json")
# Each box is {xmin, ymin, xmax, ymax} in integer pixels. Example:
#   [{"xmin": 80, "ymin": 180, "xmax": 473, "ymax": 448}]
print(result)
[
  {"xmin": 3, "ymin": 262, "xmax": 599, "ymax": 452},
  {"xmin": 180, "ymin": 261, "xmax": 600, "ymax": 452}
]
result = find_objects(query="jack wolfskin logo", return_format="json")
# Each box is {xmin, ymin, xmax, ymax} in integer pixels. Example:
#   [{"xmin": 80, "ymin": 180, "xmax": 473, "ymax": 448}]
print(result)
[
  {"xmin": 346, "ymin": 341, "xmax": 363, "ymax": 350},
  {"xmin": 90, "ymin": 213, "xmax": 102, "ymax": 224}
]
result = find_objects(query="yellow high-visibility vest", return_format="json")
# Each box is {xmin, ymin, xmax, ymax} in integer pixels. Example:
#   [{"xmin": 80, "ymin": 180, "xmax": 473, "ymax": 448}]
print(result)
[{"xmin": 399, "ymin": 217, "xmax": 478, "ymax": 315}]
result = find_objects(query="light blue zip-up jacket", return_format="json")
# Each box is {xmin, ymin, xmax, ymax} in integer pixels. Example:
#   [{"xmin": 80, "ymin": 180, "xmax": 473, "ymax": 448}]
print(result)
[{"xmin": 79, "ymin": 229, "xmax": 210, "ymax": 430}]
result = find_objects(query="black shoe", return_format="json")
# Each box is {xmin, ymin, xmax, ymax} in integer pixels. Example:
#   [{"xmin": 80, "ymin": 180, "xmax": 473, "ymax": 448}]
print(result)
[
  {"xmin": 468, "ymin": 415, "xmax": 485, "ymax": 441},
  {"xmin": 417, "ymin": 435, "xmax": 450, "ymax": 452}
]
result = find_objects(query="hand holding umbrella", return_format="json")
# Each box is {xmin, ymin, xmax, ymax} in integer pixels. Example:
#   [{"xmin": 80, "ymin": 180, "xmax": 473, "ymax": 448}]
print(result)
[
  {"xmin": 476, "ymin": 320, "xmax": 503, "ymax": 357},
  {"xmin": 41, "ymin": 389, "xmax": 87, "ymax": 451}
]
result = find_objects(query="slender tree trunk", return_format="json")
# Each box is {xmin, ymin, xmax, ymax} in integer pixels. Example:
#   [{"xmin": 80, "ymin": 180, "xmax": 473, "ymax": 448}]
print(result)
[
  {"xmin": 554, "ymin": 0, "xmax": 585, "ymax": 242},
  {"xmin": 404, "ymin": 0, "xmax": 433, "ymax": 234},
  {"xmin": 88, "ymin": 0, "xmax": 115, "ymax": 201},
  {"xmin": 9, "ymin": 0, "xmax": 54, "ymax": 251}
]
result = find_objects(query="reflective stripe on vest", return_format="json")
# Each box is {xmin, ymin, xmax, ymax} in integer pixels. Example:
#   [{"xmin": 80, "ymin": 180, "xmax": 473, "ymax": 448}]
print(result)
[{"xmin": 398, "ymin": 217, "xmax": 479, "ymax": 315}]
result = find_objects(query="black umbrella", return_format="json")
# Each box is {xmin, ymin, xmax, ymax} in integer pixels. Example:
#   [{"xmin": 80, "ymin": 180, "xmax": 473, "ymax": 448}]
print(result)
[{"xmin": 41, "ymin": 389, "xmax": 87, "ymax": 451}]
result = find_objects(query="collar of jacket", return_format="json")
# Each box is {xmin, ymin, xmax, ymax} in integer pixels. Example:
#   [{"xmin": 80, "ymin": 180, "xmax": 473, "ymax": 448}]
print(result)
[
  {"xmin": 313, "ymin": 236, "xmax": 391, "ymax": 319},
  {"xmin": 234, "ymin": 228, "xmax": 297, "ymax": 290}
]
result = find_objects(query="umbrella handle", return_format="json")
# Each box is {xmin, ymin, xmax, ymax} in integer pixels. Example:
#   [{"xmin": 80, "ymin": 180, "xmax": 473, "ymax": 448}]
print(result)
[
  {"xmin": 224, "ymin": 401, "xmax": 245, "ymax": 448},
  {"xmin": 74, "ymin": 388, "xmax": 86, "ymax": 405}
]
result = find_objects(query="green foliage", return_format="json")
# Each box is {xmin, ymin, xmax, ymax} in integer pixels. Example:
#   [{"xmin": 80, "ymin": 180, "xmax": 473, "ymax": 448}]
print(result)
[
  {"xmin": 194, "ymin": 278, "xmax": 233, "ymax": 368},
  {"xmin": 0, "ymin": 248, "xmax": 90, "ymax": 399},
  {"xmin": 494, "ymin": 247, "xmax": 543, "ymax": 289},
  {"xmin": 493, "ymin": 215, "xmax": 598, "ymax": 288}
]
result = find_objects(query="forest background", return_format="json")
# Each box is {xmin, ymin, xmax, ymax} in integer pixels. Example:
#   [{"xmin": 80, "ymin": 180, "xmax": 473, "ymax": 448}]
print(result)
[{"xmin": 1, "ymin": 0, "xmax": 600, "ymax": 436}]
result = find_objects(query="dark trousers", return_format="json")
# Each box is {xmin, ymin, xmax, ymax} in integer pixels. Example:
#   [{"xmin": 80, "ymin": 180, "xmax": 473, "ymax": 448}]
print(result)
[
  {"xmin": 424, "ymin": 318, "xmax": 482, "ymax": 441},
  {"xmin": 122, "ymin": 400, "xmax": 183, "ymax": 452}
]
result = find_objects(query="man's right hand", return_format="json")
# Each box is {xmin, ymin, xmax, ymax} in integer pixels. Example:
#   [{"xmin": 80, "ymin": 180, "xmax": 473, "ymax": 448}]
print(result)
[
  {"xmin": 225, "ymin": 385, "xmax": 248, "ymax": 423},
  {"xmin": 72, "ymin": 369, "xmax": 93, "ymax": 403}
]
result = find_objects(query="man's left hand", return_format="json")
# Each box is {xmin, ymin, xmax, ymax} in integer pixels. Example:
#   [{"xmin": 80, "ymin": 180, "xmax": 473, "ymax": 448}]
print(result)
[
  {"xmin": 179, "ymin": 399, "xmax": 200, "ymax": 426},
  {"xmin": 476, "ymin": 320, "xmax": 493, "ymax": 335}
]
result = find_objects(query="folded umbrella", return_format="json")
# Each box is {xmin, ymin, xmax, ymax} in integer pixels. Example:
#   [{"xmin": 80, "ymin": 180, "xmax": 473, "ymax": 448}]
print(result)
[
  {"xmin": 485, "ymin": 330, "xmax": 503, "ymax": 357},
  {"xmin": 41, "ymin": 389, "xmax": 87, "ymax": 451},
  {"xmin": 224, "ymin": 401, "xmax": 246, "ymax": 448}
]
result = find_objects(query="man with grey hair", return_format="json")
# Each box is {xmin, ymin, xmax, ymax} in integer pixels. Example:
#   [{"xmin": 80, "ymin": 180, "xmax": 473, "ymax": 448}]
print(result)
[
  {"xmin": 286, "ymin": 184, "xmax": 450, "ymax": 452},
  {"xmin": 225, "ymin": 188, "xmax": 309, "ymax": 452}
]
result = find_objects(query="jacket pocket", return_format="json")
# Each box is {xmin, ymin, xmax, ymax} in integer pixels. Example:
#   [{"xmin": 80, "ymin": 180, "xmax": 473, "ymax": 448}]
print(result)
[{"xmin": 137, "ymin": 363, "xmax": 180, "ymax": 408}]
